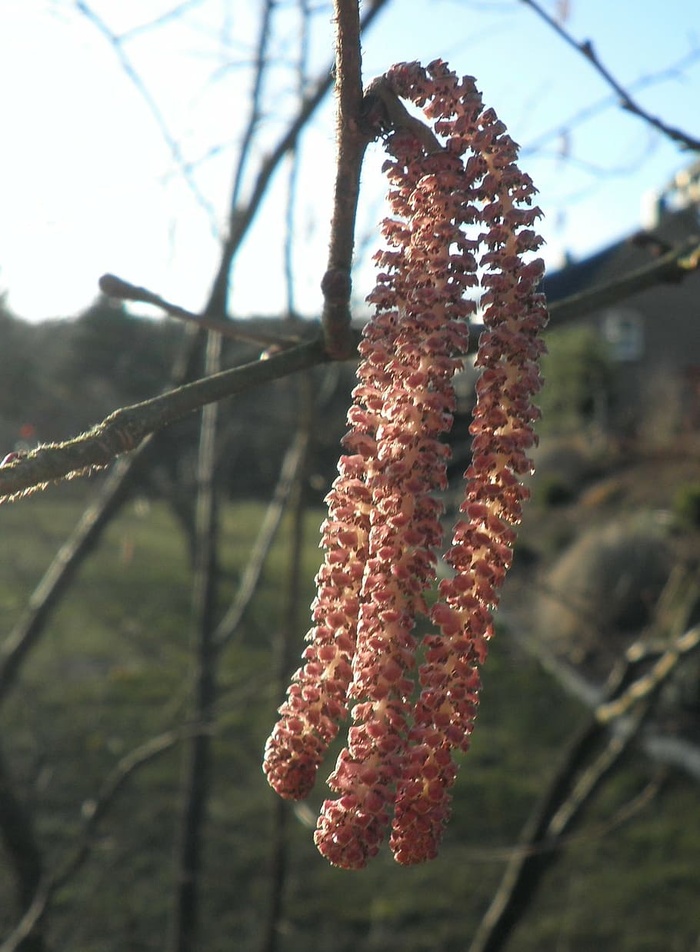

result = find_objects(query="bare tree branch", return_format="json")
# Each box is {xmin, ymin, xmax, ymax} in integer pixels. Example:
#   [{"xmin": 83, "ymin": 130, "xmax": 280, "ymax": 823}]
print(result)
[
  {"xmin": 4, "ymin": 227, "xmax": 697, "ymax": 505},
  {"xmin": 522, "ymin": 47, "xmax": 700, "ymax": 158},
  {"xmin": 98, "ymin": 273, "xmax": 301, "ymax": 347},
  {"xmin": 0, "ymin": 745, "xmax": 46, "ymax": 952},
  {"xmin": 468, "ymin": 618, "xmax": 698, "ymax": 952},
  {"xmin": 318, "ymin": 0, "xmax": 373, "ymax": 358},
  {"xmin": 0, "ymin": 337, "xmax": 332, "ymax": 504},
  {"xmin": 229, "ymin": 0, "xmax": 276, "ymax": 211},
  {"xmin": 74, "ymin": 0, "xmax": 220, "ymax": 232},
  {"xmin": 521, "ymin": 0, "xmax": 700, "ymax": 152},
  {"xmin": 214, "ymin": 429, "xmax": 309, "ymax": 650},
  {"xmin": 205, "ymin": 0, "xmax": 392, "ymax": 319},
  {"xmin": 259, "ymin": 377, "xmax": 313, "ymax": 952},
  {"xmin": 119, "ymin": 0, "xmax": 209, "ymax": 42},
  {"xmin": 170, "ymin": 330, "xmax": 222, "ymax": 952},
  {"xmin": 0, "ymin": 455, "xmax": 139, "ymax": 702}
]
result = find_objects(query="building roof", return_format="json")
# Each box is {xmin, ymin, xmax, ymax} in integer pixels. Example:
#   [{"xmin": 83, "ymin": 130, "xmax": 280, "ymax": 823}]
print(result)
[{"xmin": 542, "ymin": 205, "xmax": 700, "ymax": 305}]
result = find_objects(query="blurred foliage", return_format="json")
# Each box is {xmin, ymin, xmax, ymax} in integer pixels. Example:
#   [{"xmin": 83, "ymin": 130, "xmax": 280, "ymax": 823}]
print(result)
[
  {"xmin": 673, "ymin": 482, "xmax": 700, "ymax": 529},
  {"xmin": 538, "ymin": 325, "xmax": 616, "ymax": 435}
]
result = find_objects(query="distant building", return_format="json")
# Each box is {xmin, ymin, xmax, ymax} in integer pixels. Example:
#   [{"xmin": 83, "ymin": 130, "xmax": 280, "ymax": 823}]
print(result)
[{"xmin": 542, "ymin": 163, "xmax": 700, "ymax": 433}]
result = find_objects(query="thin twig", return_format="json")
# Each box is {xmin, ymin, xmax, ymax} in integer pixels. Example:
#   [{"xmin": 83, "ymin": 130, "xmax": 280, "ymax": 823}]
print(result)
[
  {"xmin": 0, "ymin": 455, "xmax": 139, "ymax": 702},
  {"xmin": 98, "ymin": 273, "xmax": 301, "ymax": 347},
  {"xmin": 0, "ymin": 744, "xmax": 46, "ymax": 951},
  {"xmin": 170, "ymin": 328, "xmax": 222, "ymax": 952},
  {"xmin": 259, "ymin": 376, "xmax": 313, "ymax": 952},
  {"xmin": 283, "ymin": 0, "xmax": 313, "ymax": 319},
  {"xmin": 213, "ymin": 429, "xmax": 309, "ymax": 650},
  {"xmin": 522, "ymin": 47, "xmax": 700, "ymax": 158},
  {"xmin": 0, "ymin": 0, "xmax": 390, "ymax": 504},
  {"xmin": 467, "ymin": 621, "xmax": 686, "ymax": 952},
  {"xmin": 229, "ymin": 0, "xmax": 276, "ymax": 210},
  {"xmin": 596, "ymin": 626, "xmax": 700, "ymax": 725},
  {"xmin": 119, "ymin": 0, "xmax": 208, "ymax": 42},
  {"xmin": 74, "ymin": 1, "xmax": 220, "ymax": 232},
  {"xmin": 520, "ymin": 0, "xmax": 700, "ymax": 152}
]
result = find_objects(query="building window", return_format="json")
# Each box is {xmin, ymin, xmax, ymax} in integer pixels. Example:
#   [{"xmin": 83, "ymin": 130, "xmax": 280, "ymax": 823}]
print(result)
[{"xmin": 601, "ymin": 308, "xmax": 644, "ymax": 362}]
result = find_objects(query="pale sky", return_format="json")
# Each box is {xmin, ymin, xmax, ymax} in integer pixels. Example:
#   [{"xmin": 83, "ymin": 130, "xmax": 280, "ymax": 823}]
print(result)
[{"xmin": 0, "ymin": 0, "xmax": 698, "ymax": 323}]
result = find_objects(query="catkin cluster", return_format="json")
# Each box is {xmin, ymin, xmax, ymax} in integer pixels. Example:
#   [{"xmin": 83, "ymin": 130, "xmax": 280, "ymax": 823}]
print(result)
[{"xmin": 263, "ymin": 60, "xmax": 548, "ymax": 869}]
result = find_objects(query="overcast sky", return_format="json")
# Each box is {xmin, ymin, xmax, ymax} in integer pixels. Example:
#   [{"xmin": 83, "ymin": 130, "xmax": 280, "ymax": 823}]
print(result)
[{"xmin": 0, "ymin": 0, "xmax": 698, "ymax": 322}]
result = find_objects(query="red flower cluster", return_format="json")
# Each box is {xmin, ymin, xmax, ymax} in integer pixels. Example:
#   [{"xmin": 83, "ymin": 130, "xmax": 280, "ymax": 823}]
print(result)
[{"xmin": 263, "ymin": 60, "xmax": 548, "ymax": 869}]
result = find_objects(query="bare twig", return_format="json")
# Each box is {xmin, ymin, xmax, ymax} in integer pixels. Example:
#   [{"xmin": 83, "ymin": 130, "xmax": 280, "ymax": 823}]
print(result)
[
  {"xmin": 229, "ymin": 0, "xmax": 276, "ymax": 211},
  {"xmin": 214, "ymin": 429, "xmax": 309, "ymax": 650},
  {"xmin": 170, "ymin": 329, "xmax": 222, "ymax": 952},
  {"xmin": 522, "ymin": 48, "xmax": 700, "ymax": 158},
  {"xmin": 259, "ymin": 377, "xmax": 313, "ymax": 952},
  {"xmin": 119, "ymin": 0, "xmax": 208, "ymax": 42},
  {"xmin": 0, "ymin": 455, "xmax": 139, "ymax": 702},
  {"xmin": 74, "ymin": 1, "xmax": 220, "ymax": 232},
  {"xmin": 520, "ymin": 0, "xmax": 700, "ymax": 152},
  {"xmin": 0, "ymin": 744, "xmax": 46, "ymax": 952},
  {"xmin": 5, "ymin": 228, "xmax": 696, "ymax": 504},
  {"xmin": 0, "ymin": 0, "xmax": 394, "ymax": 504},
  {"xmin": 363, "ymin": 75, "xmax": 442, "ymax": 153},
  {"xmin": 283, "ymin": 0, "xmax": 313, "ymax": 320},
  {"xmin": 98, "ymin": 274, "xmax": 301, "ymax": 348},
  {"xmin": 596, "ymin": 626, "xmax": 700, "ymax": 725},
  {"xmin": 468, "ymin": 618, "xmax": 693, "ymax": 952}
]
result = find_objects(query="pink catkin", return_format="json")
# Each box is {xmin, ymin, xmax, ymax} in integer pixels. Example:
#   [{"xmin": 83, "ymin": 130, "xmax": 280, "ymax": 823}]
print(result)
[
  {"xmin": 264, "ymin": 58, "xmax": 547, "ymax": 870},
  {"xmin": 389, "ymin": 61, "xmax": 548, "ymax": 865},
  {"xmin": 314, "ymin": 132, "xmax": 476, "ymax": 868},
  {"xmin": 262, "ymin": 463, "xmax": 372, "ymax": 800}
]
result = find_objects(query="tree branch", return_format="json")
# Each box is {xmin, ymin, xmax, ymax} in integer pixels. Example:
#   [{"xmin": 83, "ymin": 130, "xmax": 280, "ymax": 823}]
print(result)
[
  {"xmin": 0, "ymin": 337, "xmax": 333, "ymax": 504},
  {"xmin": 318, "ymin": 0, "xmax": 372, "ymax": 358},
  {"xmin": 520, "ymin": 0, "xmax": 700, "ymax": 152},
  {"xmin": 205, "ymin": 0, "xmax": 391, "ymax": 319},
  {"xmin": 0, "ymin": 744, "xmax": 46, "ymax": 952},
  {"xmin": 170, "ymin": 329, "xmax": 222, "ymax": 952},
  {"xmin": 75, "ymin": 1, "xmax": 220, "ymax": 232},
  {"xmin": 468, "ymin": 619, "xmax": 697, "ymax": 952},
  {"xmin": 98, "ymin": 274, "xmax": 301, "ymax": 348},
  {"xmin": 0, "ymin": 726, "xmax": 209, "ymax": 952},
  {"xmin": 213, "ymin": 429, "xmax": 309, "ymax": 651}
]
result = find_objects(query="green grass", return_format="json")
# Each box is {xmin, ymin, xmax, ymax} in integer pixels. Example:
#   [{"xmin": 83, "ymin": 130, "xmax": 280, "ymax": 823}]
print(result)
[{"xmin": 0, "ymin": 485, "xmax": 698, "ymax": 951}]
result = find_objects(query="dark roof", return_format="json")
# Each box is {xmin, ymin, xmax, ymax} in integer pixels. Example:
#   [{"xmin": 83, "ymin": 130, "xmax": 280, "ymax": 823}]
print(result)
[{"xmin": 542, "ymin": 206, "xmax": 700, "ymax": 304}]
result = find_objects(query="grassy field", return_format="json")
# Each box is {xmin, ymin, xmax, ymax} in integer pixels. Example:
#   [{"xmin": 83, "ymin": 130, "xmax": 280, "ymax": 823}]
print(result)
[{"xmin": 0, "ymin": 482, "xmax": 698, "ymax": 951}]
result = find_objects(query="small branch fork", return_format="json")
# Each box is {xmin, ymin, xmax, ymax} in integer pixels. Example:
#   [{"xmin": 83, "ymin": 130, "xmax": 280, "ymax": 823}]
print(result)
[{"xmin": 521, "ymin": 0, "xmax": 700, "ymax": 152}]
